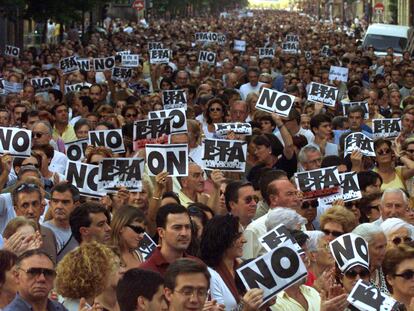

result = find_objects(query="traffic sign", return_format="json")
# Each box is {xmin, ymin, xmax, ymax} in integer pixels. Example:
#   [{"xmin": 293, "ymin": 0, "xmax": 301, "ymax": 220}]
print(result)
[{"xmin": 132, "ymin": 0, "xmax": 145, "ymax": 11}]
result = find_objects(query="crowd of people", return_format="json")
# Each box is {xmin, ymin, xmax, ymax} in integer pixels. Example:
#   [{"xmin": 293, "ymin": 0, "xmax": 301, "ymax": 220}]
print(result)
[{"xmin": 0, "ymin": 8, "xmax": 414, "ymax": 311}]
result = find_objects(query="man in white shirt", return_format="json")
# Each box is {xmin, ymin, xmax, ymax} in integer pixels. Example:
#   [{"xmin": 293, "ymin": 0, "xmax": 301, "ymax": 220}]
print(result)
[
  {"xmin": 373, "ymin": 188, "xmax": 408, "ymax": 225},
  {"xmin": 239, "ymin": 67, "xmax": 264, "ymax": 100},
  {"xmin": 275, "ymin": 109, "xmax": 314, "ymax": 145}
]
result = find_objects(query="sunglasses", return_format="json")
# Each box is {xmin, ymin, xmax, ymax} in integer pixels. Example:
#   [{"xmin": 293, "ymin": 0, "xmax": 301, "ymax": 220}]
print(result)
[
  {"xmin": 244, "ymin": 195, "xmax": 259, "ymax": 204},
  {"xmin": 127, "ymin": 224, "xmax": 145, "ymax": 234},
  {"xmin": 32, "ymin": 132, "xmax": 46, "ymax": 139},
  {"xmin": 16, "ymin": 183, "xmax": 39, "ymax": 192},
  {"xmin": 345, "ymin": 201, "xmax": 358, "ymax": 209},
  {"xmin": 209, "ymin": 107, "xmax": 222, "ymax": 112},
  {"xmin": 377, "ymin": 148, "xmax": 391, "ymax": 156},
  {"xmin": 18, "ymin": 267, "xmax": 56, "ymax": 280},
  {"xmin": 395, "ymin": 269, "xmax": 414, "ymax": 280},
  {"xmin": 392, "ymin": 236, "xmax": 412, "ymax": 245},
  {"xmin": 345, "ymin": 268, "xmax": 370, "ymax": 279},
  {"xmin": 406, "ymin": 149, "xmax": 414, "ymax": 153},
  {"xmin": 301, "ymin": 200, "xmax": 318, "ymax": 209},
  {"xmin": 367, "ymin": 204, "xmax": 380, "ymax": 211},
  {"xmin": 126, "ymin": 114, "xmax": 137, "ymax": 118},
  {"xmin": 322, "ymin": 229, "xmax": 343, "ymax": 238}
]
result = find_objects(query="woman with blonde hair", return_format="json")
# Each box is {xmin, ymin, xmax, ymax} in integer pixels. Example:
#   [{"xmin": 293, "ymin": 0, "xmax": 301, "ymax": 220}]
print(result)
[{"xmin": 320, "ymin": 205, "xmax": 357, "ymax": 242}]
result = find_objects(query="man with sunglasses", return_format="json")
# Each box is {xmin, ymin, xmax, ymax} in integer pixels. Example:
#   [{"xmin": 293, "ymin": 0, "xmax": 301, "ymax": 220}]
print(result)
[{"xmin": 4, "ymin": 249, "xmax": 66, "ymax": 311}]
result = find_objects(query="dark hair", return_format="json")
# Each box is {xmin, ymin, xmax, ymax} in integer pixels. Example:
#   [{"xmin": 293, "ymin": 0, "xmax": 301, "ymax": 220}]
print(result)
[
  {"xmin": 224, "ymin": 181, "xmax": 252, "ymax": 212},
  {"xmin": 188, "ymin": 204, "xmax": 209, "ymax": 229},
  {"xmin": 200, "ymin": 215, "xmax": 241, "ymax": 267},
  {"xmin": 79, "ymin": 96, "xmax": 94, "ymax": 112},
  {"xmin": 51, "ymin": 103, "xmax": 68, "ymax": 116},
  {"xmin": 321, "ymin": 155, "xmax": 347, "ymax": 169},
  {"xmin": 189, "ymin": 202, "xmax": 214, "ymax": 218},
  {"xmin": 357, "ymin": 171, "xmax": 383, "ymax": 192},
  {"xmin": 16, "ymin": 249, "xmax": 54, "ymax": 267},
  {"xmin": 259, "ymin": 169, "xmax": 287, "ymax": 205},
  {"xmin": 310, "ymin": 114, "xmax": 332, "ymax": 133},
  {"xmin": 164, "ymin": 258, "xmax": 210, "ymax": 290},
  {"xmin": 288, "ymin": 108, "xmax": 301, "ymax": 125},
  {"xmin": 332, "ymin": 116, "xmax": 349, "ymax": 130},
  {"xmin": 51, "ymin": 182, "xmax": 77, "ymax": 202},
  {"xmin": 347, "ymin": 105, "xmax": 365, "ymax": 117},
  {"xmin": 117, "ymin": 268, "xmax": 164, "ymax": 311},
  {"xmin": 48, "ymin": 89, "xmax": 63, "ymax": 102},
  {"xmin": 161, "ymin": 191, "xmax": 181, "ymax": 204},
  {"xmin": 69, "ymin": 202, "xmax": 111, "ymax": 243},
  {"xmin": 205, "ymin": 98, "xmax": 226, "ymax": 125},
  {"xmin": 258, "ymin": 115, "xmax": 276, "ymax": 129},
  {"xmin": 156, "ymin": 203, "xmax": 189, "ymax": 229},
  {"xmin": 96, "ymin": 121, "xmax": 115, "ymax": 130},
  {"xmin": 121, "ymin": 104, "xmax": 138, "ymax": 118},
  {"xmin": 374, "ymin": 138, "xmax": 392, "ymax": 151},
  {"xmin": 32, "ymin": 143, "xmax": 54, "ymax": 159},
  {"xmin": 0, "ymin": 250, "xmax": 17, "ymax": 286},
  {"xmin": 74, "ymin": 118, "xmax": 90, "ymax": 133},
  {"xmin": 12, "ymin": 183, "xmax": 42, "ymax": 207},
  {"xmin": 253, "ymin": 134, "xmax": 283, "ymax": 157},
  {"xmin": 383, "ymin": 245, "xmax": 414, "ymax": 293}
]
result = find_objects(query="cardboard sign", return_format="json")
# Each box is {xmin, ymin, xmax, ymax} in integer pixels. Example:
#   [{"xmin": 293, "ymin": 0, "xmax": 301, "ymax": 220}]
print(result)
[
  {"xmin": 344, "ymin": 132, "xmax": 375, "ymax": 157},
  {"xmin": 3, "ymin": 81, "xmax": 22, "ymax": 94},
  {"xmin": 88, "ymin": 129, "xmax": 125, "ymax": 154},
  {"xmin": 199, "ymin": 51, "xmax": 216, "ymax": 65},
  {"xmin": 373, "ymin": 118, "xmax": 401, "ymax": 139},
  {"xmin": 98, "ymin": 158, "xmax": 145, "ymax": 192},
  {"xmin": 146, "ymin": 144, "xmax": 188, "ymax": 177},
  {"xmin": 348, "ymin": 280, "xmax": 398, "ymax": 311},
  {"xmin": 162, "ymin": 90, "xmax": 187, "ymax": 109},
  {"xmin": 4, "ymin": 45, "xmax": 20, "ymax": 58},
  {"xmin": 234, "ymin": 40, "xmax": 246, "ymax": 52},
  {"xmin": 256, "ymin": 88, "xmax": 295, "ymax": 117},
  {"xmin": 329, "ymin": 233, "xmax": 369, "ymax": 272},
  {"xmin": 294, "ymin": 166, "xmax": 340, "ymax": 199},
  {"xmin": 112, "ymin": 67, "xmax": 132, "ymax": 82},
  {"xmin": 319, "ymin": 172, "xmax": 362, "ymax": 205},
  {"xmin": 203, "ymin": 139, "xmax": 247, "ymax": 172},
  {"xmin": 30, "ymin": 77, "xmax": 53, "ymax": 93},
  {"xmin": 329, "ymin": 66, "xmax": 349, "ymax": 82},
  {"xmin": 307, "ymin": 82, "xmax": 338, "ymax": 107},
  {"xmin": 64, "ymin": 82, "xmax": 91, "ymax": 94},
  {"xmin": 150, "ymin": 49, "xmax": 170, "ymax": 64},
  {"xmin": 60, "ymin": 56, "xmax": 79, "ymax": 74},
  {"xmin": 214, "ymin": 123, "xmax": 252, "ymax": 137},
  {"xmin": 76, "ymin": 58, "xmax": 91, "ymax": 71},
  {"xmin": 0, "ymin": 127, "xmax": 31, "ymax": 157},
  {"xmin": 259, "ymin": 48, "xmax": 275, "ymax": 59},
  {"xmin": 286, "ymin": 35, "xmax": 299, "ymax": 42},
  {"xmin": 149, "ymin": 108, "xmax": 187, "ymax": 134},
  {"xmin": 133, "ymin": 118, "xmax": 171, "ymax": 150},
  {"xmin": 282, "ymin": 42, "xmax": 299, "ymax": 54},
  {"xmin": 65, "ymin": 139, "xmax": 88, "ymax": 162},
  {"xmin": 139, "ymin": 233, "xmax": 157, "ymax": 260},
  {"xmin": 93, "ymin": 56, "xmax": 116, "ymax": 72},
  {"xmin": 195, "ymin": 32, "xmax": 226, "ymax": 44},
  {"xmin": 116, "ymin": 50, "xmax": 130, "ymax": 56},
  {"xmin": 65, "ymin": 161, "xmax": 105, "ymax": 198},
  {"xmin": 236, "ymin": 239, "xmax": 307, "ymax": 305},
  {"xmin": 121, "ymin": 54, "xmax": 139, "ymax": 67},
  {"xmin": 259, "ymin": 224, "xmax": 304, "ymax": 255},
  {"xmin": 342, "ymin": 101, "xmax": 369, "ymax": 120},
  {"xmin": 320, "ymin": 45, "xmax": 330, "ymax": 57},
  {"xmin": 148, "ymin": 42, "xmax": 163, "ymax": 50}
]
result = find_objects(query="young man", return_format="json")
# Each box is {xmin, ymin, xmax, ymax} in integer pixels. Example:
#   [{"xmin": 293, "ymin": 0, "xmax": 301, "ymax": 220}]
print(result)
[
  {"xmin": 225, "ymin": 181, "xmax": 258, "ymax": 228},
  {"xmin": 310, "ymin": 114, "xmax": 338, "ymax": 156}
]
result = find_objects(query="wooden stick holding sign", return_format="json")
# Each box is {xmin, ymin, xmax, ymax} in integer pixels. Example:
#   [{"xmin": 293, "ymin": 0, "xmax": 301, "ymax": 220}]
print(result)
[
  {"xmin": 65, "ymin": 161, "xmax": 106, "ymax": 198},
  {"xmin": 0, "ymin": 127, "xmax": 32, "ymax": 157},
  {"xmin": 148, "ymin": 108, "xmax": 187, "ymax": 134},
  {"xmin": 202, "ymin": 139, "xmax": 247, "ymax": 172},
  {"xmin": 344, "ymin": 132, "xmax": 375, "ymax": 157},
  {"xmin": 256, "ymin": 88, "xmax": 295, "ymax": 117},
  {"xmin": 294, "ymin": 166, "xmax": 341, "ymax": 199},
  {"xmin": 133, "ymin": 117, "xmax": 171, "ymax": 150},
  {"xmin": 373, "ymin": 118, "xmax": 401, "ymax": 139},
  {"xmin": 307, "ymin": 82, "xmax": 338, "ymax": 107},
  {"xmin": 145, "ymin": 144, "xmax": 188, "ymax": 177},
  {"xmin": 88, "ymin": 129, "xmax": 125, "ymax": 154},
  {"xmin": 348, "ymin": 280, "xmax": 398, "ymax": 311}
]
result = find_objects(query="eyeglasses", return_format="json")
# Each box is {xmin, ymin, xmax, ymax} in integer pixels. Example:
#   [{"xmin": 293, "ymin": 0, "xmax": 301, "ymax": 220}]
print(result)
[
  {"xmin": 344, "ymin": 268, "xmax": 370, "ymax": 279},
  {"xmin": 392, "ymin": 236, "xmax": 412, "ymax": 245},
  {"xmin": 15, "ymin": 183, "xmax": 39, "ymax": 192},
  {"xmin": 32, "ymin": 132, "xmax": 47, "ymax": 139},
  {"xmin": 125, "ymin": 113, "xmax": 137, "ymax": 118},
  {"xmin": 377, "ymin": 148, "xmax": 391, "ymax": 156},
  {"xmin": 322, "ymin": 229, "xmax": 343, "ymax": 238},
  {"xmin": 18, "ymin": 267, "xmax": 56, "ymax": 280},
  {"xmin": 301, "ymin": 200, "xmax": 318, "ymax": 209},
  {"xmin": 244, "ymin": 195, "xmax": 259, "ymax": 204},
  {"xmin": 127, "ymin": 224, "xmax": 145, "ymax": 234},
  {"xmin": 175, "ymin": 287, "xmax": 208, "ymax": 299},
  {"xmin": 209, "ymin": 107, "xmax": 222, "ymax": 112},
  {"xmin": 395, "ymin": 269, "xmax": 414, "ymax": 280}
]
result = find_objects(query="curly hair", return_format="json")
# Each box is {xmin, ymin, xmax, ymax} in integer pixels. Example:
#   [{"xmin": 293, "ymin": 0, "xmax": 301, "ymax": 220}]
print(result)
[
  {"xmin": 320, "ymin": 206, "xmax": 357, "ymax": 233},
  {"xmin": 200, "ymin": 214, "xmax": 241, "ymax": 268},
  {"xmin": 204, "ymin": 98, "xmax": 226, "ymax": 125},
  {"xmin": 55, "ymin": 241, "xmax": 118, "ymax": 299}
]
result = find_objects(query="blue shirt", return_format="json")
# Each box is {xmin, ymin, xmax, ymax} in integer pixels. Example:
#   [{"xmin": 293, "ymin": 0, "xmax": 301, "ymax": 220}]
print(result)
[{"xmin": 4, "ymin": 294, "xmax": 68, "ymax": 311}]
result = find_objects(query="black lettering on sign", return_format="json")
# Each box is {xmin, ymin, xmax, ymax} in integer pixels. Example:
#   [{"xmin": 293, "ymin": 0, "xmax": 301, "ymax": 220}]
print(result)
[
  {"xmin": 373, "ymin": 118, "xmax": 401, "ymax": 139},
  {"xmin": 199, "ymin": 51, "xmax": 216, "ymax": 64},
  {"xmin": 99, "ymin": 158, "xmax": 145, "ymax": 192},
  {"xmin": 0, "ymin": 127, "xmax": 31, "ymax": 157},
  {"xmin": 146, "ymin": 144, "xmax": 188, "ymax": 177},
  {"xmin": 149, "ymin": 108, "xmax": 187, "ymax": 134},
  {"xmin": 93, "ymin": 57, "xmax": 116, "ymax": 71},
  {"xmin": 60, "ymin": 56, "xmax": 79, "ymax": 74},
  {"xmin": 112, "ymin": 67, "xmax": 132, "ymax": 81},
  {"xmin": 31, "ymin": 77, "xmax": 53, "ymax": 92},
  {"xmin": 150, "ymin": 49, "xmax": 170, "ymax": 64},
  {"xmin": 65, "ymin": 161, "xmax": 104, "ymax": 198},
  {"xmin": 307, "ymin": 82, "xmax": 338, "ymax": 107},
  {"xmin": 256, "ymin": 88, "xmax": 295, "ymax": 117},
  {"xmin": 329, "ymin": 233, "xmax": 369, "ymax": 272},
  {"xmin": 76, "ymin": 58, "xmax": 91, "ymax": 71},
  {"xmin": 260, "ymin": 224, "xmax": 304, "ymax": 254},
  {"xmin": 342, "ymin": 101, "xmax": 369, "ymax": 119},
  {"xmin": 344, "ymin": 132, "xmax": 375, "ymax": 157},
  {"xmin": 162, "ymin": 90, "xmax": 187, "ymax": 107},
  {"xmin": 88, "ymin": 129, "xmax": 125, "ymax": 154},
  {"xmin": 133, "ymin": 118, "xmax": 171, "ymax": 150},
  {"xmin": 348, "ymin": 280, "xmax": 398, "ymax": 311},
  {"xmin": 5, "ymin": 45, "xmax": 19, "ymax": 57},
  {"xmin": 65, "ymin": 139, "xmax": 88, "ymax": 161},
  {"xmin": 295, "ymin": 166, "xmax": 340, "ymax": 199},
  {"xmin": 138, "ymin": 233, "xmax": 157, "ymax": 260},
  {"xmin": 203, "ymin": 139, "xmax": 247, "ymax": 172},
  {"xmin": 215, "ymin": 123, "xmax": 252, "ymax": 137},
  {"xmin": 286, "ymin": 35, "xmax": 299, "ymax": 42},
  {"xmin": 259, "ymin": 48, "xmax": 275, "ymax": 59},
  {"xmin": 148, "ymin": 42, "xmax": 163, "ymax": 50}
]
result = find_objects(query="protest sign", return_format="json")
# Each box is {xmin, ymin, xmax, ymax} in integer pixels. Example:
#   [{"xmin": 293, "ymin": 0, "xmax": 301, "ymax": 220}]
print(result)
[
  {"xmin": 294, "ymin": 166, "xmax": 340, "ymax": 199},
  {"xmin": 65, "ymin": 139, "xmax": 88, "ymax": 162},
  {"xmin": 148, "ymin": 42, "xmax": 163, "ymax": 50},
  {"xmin": 307, "ymin": 82, "xmax": 338, "ymax": 107},
  {"xmin": 112, "ymin": 67, "xmax": 133, "ymax": 82},
  {"xmin": 259, "ymin": 48, "xmax": 275, "ymax": 59},
  {"xmin": 285, "ymin": 35, "xmax": 299, "ymax": 42},
  {"xmin": 30, "ymin": 77, "xmax": 53, "ymax": 93},
  {"xmin": 304, "ymin": 51, "xmax": 312, "ymax": 62},
  {"xmin": 0, "ymin": 127, "xmax": 31, "ymax": 157},
  {"xmin": 133, "ymin": 117, "xmax": 171, "ymax": 150},
  {"xmin": 256, "ymin": 88, "xmax": 295, "ymax": 117},
  {"xmin": 0, "ymin": 79, "xmax": 4, "ymax": 95},
  {"xmin": 329, "ymin": 65, "xmax": 349, "ymax": 82},
  {"xmin": 93, "ymin": 56, "xmax": 116, "ymax": 71},
  {"xmin": 149, "ymin": 107, "xmax": 187, "ymax": 134},
  {"xmin": 330, "ymin": 233, "xmax": 369, "ymax": 272},
  {"xmin": 3, "ymin": 81, "xmax": 23, "ymax": 95},
  {"xmin": 373, "ymin": 118, "xmax": 401, "ymax": 139},
  {"xmin": 121, "ymin": 54, "xmax": 139, "ymax": 67},
  {"xmin": 88, "ymin": 129, "xmax": 125, "ymax": 154},
  {"xmin": 348, "ymin": 280, "xmax": 398, "ymax": 311},
  {"xmin": 342, "ymin": 101, "xmax": 369, "ymax": 119},
  {"xmin": 4, "ymin": 45, "xmax": 20, "ymax": 58},
  {"xmin": 320, "ymin": 45, "xmax": 330, "ymax": 57},
  {"xmin": 282, "ymin": 42, "xmax": 299, "ymax": 54},
  {"xmin": 214, "ymin": 123, "xmax": 252, "ymax": 137},
  {"xmin": 344, "ymin": 132, "xmax": 375, "ymax": 157},
  {"xmin": 162, "ymin": 90, "xmax": 187, "ymax": 109},
  {"xmin": 319, "ymin": 172, "xmax": 362, "ymax": 205},
  {"xmin": 198, "ymin": 51, "xmax": 216, "ymax": 65},
  {"xmin": 116, "ymin": 50, "xmax": 130, "ymax": 55},
  {"xmin": 98, "ymin": 158, "xmax": 145, "ymax": 192},
  {"xmin": 65, "ymin": 161, "xmax": 105, "ymax": 198},
  {"xmin": 195, "ymin": 32, "xmax": 226, "ymax": 44},
  {"xmin": 234, "ymin": 40, "xmax": 246, "ymax": 52},
  {"xmin": 64, "ymin": 82, "xmax": 91, "ymax": 94},
  {"xmin": 146, "ymin": 144, "xmax": 188, "ymax": 177},
  {"xmin": 203, "ymin": 139, "xmax": 247, "ymax": 172},
  {"xmin": 60, "ymin": 56, "xmax": 79, "ymax": 74},
  {"xmin": 76, "ymin": 58, "xmax": 91, "ymax": 71},
  {"xmin": 236, "ymin": 239, "xmax": 307, "ymax": 305},
  {"xmin": 138, "ymin": 233, "xmax": 157, "ymax": 260},
  {"xmin": 259, "ymin": 224, "xmax": 304, "ymax": 254},
  {"xmin": 150, "ymin": 49, "xmax": 170, "ymax": 64}
]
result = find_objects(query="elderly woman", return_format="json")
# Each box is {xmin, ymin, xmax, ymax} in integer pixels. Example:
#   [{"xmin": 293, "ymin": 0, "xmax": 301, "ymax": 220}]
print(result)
[
  {"xmin": 380, "ymin": 218, "xmax": 413, "ymax": 248},
  {"xmin": 0, "ymin": 250, "xmax": 17, "ymax": 309},
  {"xmin": 320, "ymin": 206, "xmax": 357, "ymax": 242},
  {"xmin": 383, "ymin": 245, "xmax": 414, "ymax": 308},
  {"xmin": 352, "ymin": 223, "xmax": 389, "ymax": 293}
]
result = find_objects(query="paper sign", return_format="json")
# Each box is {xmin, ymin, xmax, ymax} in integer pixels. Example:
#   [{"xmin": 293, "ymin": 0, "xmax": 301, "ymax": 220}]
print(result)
[
  {"xmin": 88, "ymin": 129, "xmax": 125, "ymax": 154},
  {"xmin": 344, "ymin": 132, "xmax": 375, "ymax": 157},
  {"xmin": 214, "ymin": 123, "xmax": 252, "ymax": 137},
  {"xmin": 116, "ymin": 50, "xmax": 130, "ymax": 56},
  {"xmin": 318, "ymin": 172, "xmax": 362, "ymax": 205},
  {"xmin": 373, "ymin": 118, "xmax": 401, "ymax": 139},
  {"xmin": 234, "ymin": 40, "xmax": 246, "ymax": 52},
  {"xmin": 98, "ymin": 158, "xmax": 145, "ymax": 192},
  {"xmin": 0, "ymin": 127, "xmax": 31, "ymax": 157},
  {"xmin": 148, "ymin": 42, "xmax": 163, "ymax": 50},
  {"xmin": 146, "ymin": 144, "xmax": 188, "ymax": 177},
  {"xmin": 348, "ymin": 280, "xmax": 398, "ymax": 311},
  {"xmin": 286, "ymin": 35, "xmax": 299, "ymax": 42},
  {"xmin": 320, "ymin": 45, "xmax": 330, "ymax": 57},
  {"xmin": 162, "ymin": 90, "xmax": 187, "ymax": 109},
  {"xmin": 4, "ymin": 45, "xmax": 20, "ymax": 58},
  {"xmin": 203, "ymin": 139, "xmax": 247, "ymax": 172},
  {"xmin": 64, "ymin": 82, "xmax": 91, "ymax": 94},
  {"xmin": 112, "ymin": 67, "xmax": 132, "ymax": 82},
  {"xmin": 3, "ymin": 81, "xmax": 22, "ymax": 94},
  {"xmin": 307, "ymin": 82, "xmax": 338, "ymax": 107},
  {"xmin": 259, "ymin": 224, "xmax": 304, "ymax": 254},
  {"xmin": 330, "ymin": 233, "xmax": 369, "ymax": 272},
  {"xmin": 294, "ymin": 166, "xmax": 340, "ymax": 199},
  {"xmin": 139, "ymin": 233, "xmax": 157, "ymax": 260},
  {"xmin": 259, "ymin": 48, "xmax": 275, "ymax": 59},
  {"xmin": 329, "ymin": 66, "xmax": 349, "ymax": 82},
  {"xmin": 76, "ymin": 58, "xmax": 91, "ymax": 71},
  {"xmin": 65, "ymin": 139, "xmax": 88, "ymax": 162},
  {"xmin": 342, "ymin": 101, "xmax": 369, "ymax": 120},
  {"xmin": 199, "ymin": 51, "xmax": 216, "ymax": 65},
  {"xmin": 256, "ymin": 88, "xmax": 295, "ymax": 117},
  {"xmin": 93, "ymin": 56, "xmax": 116, "ymax": 72},
  {"xmin": 149, "ymin": 108, "xmax": 187, "ymax": 134},
  {"xmin": 282, "ymin": 42, "xmax": 299, "ymax": 54},
  {"xmin": 195, "ymin": 32, "xmax": 226, "ymax": 44},
  {"xmin": 31, "ymin": 77, "xmax": 53, "ymax": 93},
  {"xmin": 133, "ymin": 118, "xmax": 171, "ymax": 150},
  {"xmin": 65, "ymin": 161, "xmax": 105, "ymax": 198},
  {"xmin": 150, "ymin": 49, "xmax": 170, "ymax": 64},
  {"xmin": 121, "ymin": 54, "xmax": 139, "ymax": 67},
  {"xmin": 60, "ymin": 56, "xmax": 79, "ymax": 74}
]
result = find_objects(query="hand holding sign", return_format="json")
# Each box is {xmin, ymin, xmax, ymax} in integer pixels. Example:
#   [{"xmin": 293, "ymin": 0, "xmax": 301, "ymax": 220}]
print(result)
[{"xmin": 241, "ymin": 288, "xmax": 265, "ymax": 310}]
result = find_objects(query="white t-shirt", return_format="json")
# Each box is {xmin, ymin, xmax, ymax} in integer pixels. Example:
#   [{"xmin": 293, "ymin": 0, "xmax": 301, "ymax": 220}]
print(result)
[
  {"xmin": 50, "ymin": 150, "xmax": 68, "ymax": 175},
  {"xmin": 239, "ymin": 82, "xmax": 264, "ymax": 100},
  {"xmin": 208, "ymin": 268, "xmax": 238, "ymax": 311},
  {"xmin": 42, "ymin": 221, "xmax": 72, "ymax": 252}
]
